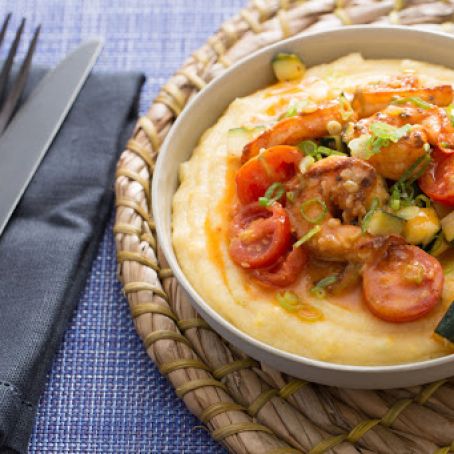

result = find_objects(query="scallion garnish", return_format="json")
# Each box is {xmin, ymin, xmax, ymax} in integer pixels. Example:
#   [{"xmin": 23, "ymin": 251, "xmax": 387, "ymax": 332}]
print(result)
[
  {"xmin": 398, "ymin": 153, "xmax": 432, "ymax": 184},
  {"xmin": 339, "ymin": 93, "xmax": 353, "ymax": 120},
  {"xmin": 389, "ymin": 153, "xmax": 432, "ymax": 210},
  {"xmin": 390, "ymin": 186, "xmax": 401, "ymax": 211},
  {"xmin": 299, "ymin": 140, "xmax": 318, "ymax": 157},
  {"xmin": 446, "ymin": 104, "xmax": 454, "ymax": 127},
  {"xmin": 310, "ymin": 274, "xmax": 338, "ymax": 298},
  {"xmin": 392, "ymin": 96, "xmax": 432, "ymax": 110},
  {"xmin": 286, "ymin": 191, "xmax": 295, "ymax": 203},
  {"xmin": 317, "ymin": 146, "xmax": 346, "ymax": 157},
  {"xmin": 361, "ymin": 197, "xmax": 380, "ymax": 234},
  {"xmin": 300, "ymin": 198, "xmax": 328, "ymax": 224},
  {"xmin": 293, "ymin": 225, "xmax": 321, "ymax": 249},
  {"xmin": 365, "ymin": 122, "xmax": 412, "ymax": 158},
  {"xmin": 279, "ymin": 100, "xmax": 310, "ymax": 119},
  {"xmin": 276, "ymin": 290, "xmax": 300, "ymax": 312},
  {"xmin": 415, "ymin": 194, "xmax": 431, "ymax": 208},
  {"xmin": 298, "ymin": 140, "xmax": 345, "ymax": 161},
  {"xmin": 259, "ymin": 182, "xmax": 285, "ymax": 207}
]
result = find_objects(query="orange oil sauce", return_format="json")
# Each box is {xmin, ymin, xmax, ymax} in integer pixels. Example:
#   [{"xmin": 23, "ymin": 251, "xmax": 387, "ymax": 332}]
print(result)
[{"xmin": 204, "ymin": 156, "xmax": 240, "ymax": 289}]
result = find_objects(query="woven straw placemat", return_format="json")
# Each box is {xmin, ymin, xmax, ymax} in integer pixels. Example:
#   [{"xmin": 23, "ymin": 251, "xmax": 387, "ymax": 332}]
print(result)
[{"xmin": 114, "ymin": 1, "xmax": 454, "ymax": 452}]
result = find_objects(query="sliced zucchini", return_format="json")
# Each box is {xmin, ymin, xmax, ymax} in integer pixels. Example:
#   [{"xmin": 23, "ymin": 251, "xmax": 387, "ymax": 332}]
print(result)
[
  {"xmin": 366, "ymin": 209, "xmax": 405, "ymax": 236},
  {"xmin": 272, "ymin": 53, "xmax": 306, "ymax": 82},
  {"xmin": 399, "ymin": 206, "xmax": 440, "ymax": 246},
  {"xmin": 441, "ymin": 210, "xmax": 454, "ymax": 242},
  {"xmin": 227, "ymin": 126, "xmax": 265, "ymax": 157},
  {"xmin": 435, "ymin": 302, "xmax": 454, "ymax": 343}
]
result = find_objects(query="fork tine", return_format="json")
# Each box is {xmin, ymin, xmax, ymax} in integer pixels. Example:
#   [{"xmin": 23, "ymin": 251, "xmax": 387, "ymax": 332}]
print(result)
[
  {"xmin": 0, "ymin": 13, "xmax": 12, "ymax": 52},
  {"xmin": 0, "ymin": 24, "xmax": 40, "ymax": 135},
  {"xmin": 0, "ymin": 17, "xmax": 25, "ymax": 103}
]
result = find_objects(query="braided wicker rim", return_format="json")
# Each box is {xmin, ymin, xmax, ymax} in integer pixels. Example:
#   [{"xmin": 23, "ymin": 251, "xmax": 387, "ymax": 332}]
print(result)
[{"xmin": 114, "ymin": 1, "xmax": 454, "ymax": 453}]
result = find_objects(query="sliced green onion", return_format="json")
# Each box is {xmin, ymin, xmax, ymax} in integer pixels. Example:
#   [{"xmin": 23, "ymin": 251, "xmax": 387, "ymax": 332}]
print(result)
[
  {"xmin": 310, "ymin": 274, "xmax": 338, "ymax": 298},
  {"xmin": 398, "ymin": 153, "xmax": 431, "ymax": 184},
  {"xmin": 298, "ymin": 155, "xmax": 315, "ymax": 174},
  {"xmin": 259, "ymin": 182, "xmax": 285, "ymax": 207},
  {"xmin": 299, "ymin": 140, "xmax": 318, "ymax": 157},
  {"xmin": 276, "ymin": 290, "xmax": 300, "ymax": 312},
  {"xmin": 300, "ymin": 198, "xmax": 328, "ymax": 224},
  {"xmin": 392, "ymin": 96, "xmax": 432, "ymax": 109},
  {"xmin": 317, "ymin": 146, "xmax": 346, "ymax": 157},
  {"xmin": 283, "ymin": 105, "xmax": 298, "ymax": 118},
  {"xmin": 348, "ymin": 134, "xmax": 371, "ymax": 160},
  {"xmin": 365, "ymin": 122, "xmax": 412, "ymax": 157},
  {"xmin": 293, "ymin": 225, "xmax": 321, "ymax": 249},
  {"xmin": 390, "ymin": 188, "xmax": 401, "ymax": 211},
  {"xmin": 389, "ymin": 152, "xmax": 432, "ymax": 211},
  {"xmin": 361, "ymin": 197, "xmax": 380, "ymax": 234},
  {"xmin": 415, "ymin": 194, "xmax": 431, "ymax": 208},
  {"xmin": 280, "ymin": 99, "xmax": 312, "ymax": 119},
  {"xmin": 369, "ymin": 122, "xmax": 412, "ymax": 141},
  {"xmin": 366, "ymin": 136, "xmax": 390, "ymax": 157},
  {"xmin": 286, "ymin": 191, "xmax": 295, "ymax": 203},
  {"xmin": 446, "ymin": 104, "xmax": 454, "ymax": 127},
  {"xmin": 339, "ymin": 93, "xmax": 353, "ymax": 120}
]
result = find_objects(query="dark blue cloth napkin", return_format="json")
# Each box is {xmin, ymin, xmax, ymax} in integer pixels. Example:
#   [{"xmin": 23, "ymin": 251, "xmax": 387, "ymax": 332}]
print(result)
[{"xmin": 0, "ymin": 66, "xmax": 144, "ymax": 453}]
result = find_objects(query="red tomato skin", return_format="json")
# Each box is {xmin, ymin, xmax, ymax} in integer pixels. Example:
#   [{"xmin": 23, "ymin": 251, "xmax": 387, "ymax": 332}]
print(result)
[
  {"xmin": 236, "ymin": 145, "xmax": 301, "ymax": 205},
  {"xmin": 228, "ymin": 202, "xmax": 291, "ymax": 269},
  {"xmin": 419, "ymin": 148, "xmax": 454, "ymax": 206},
  {"xmin": 250, "ymin": 247, "xmax": 307, "ymax": 288},
  {"xmin": 362, "ymin": 245, "xmax": 443, "ymax": 323}
]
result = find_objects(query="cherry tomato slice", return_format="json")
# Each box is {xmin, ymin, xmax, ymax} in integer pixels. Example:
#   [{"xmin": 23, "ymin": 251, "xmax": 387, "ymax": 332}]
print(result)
[
  {"xmin": 250, "ymin": 247, "xmax": 307, "ymax": 288},
  {"xmin": 236, "ymin": 145, "xmax": 301, "ymax": 205},
  {"xmin": 419, "ymin": 148, "xmax": 454, "ymax": 205},
  {"xmin": 229, "ymin": 202, "xmax": 291, "ymax": 269},
  {"xmin": 362, "ymin": 244, "xmax": 443, "ymax": 323}
]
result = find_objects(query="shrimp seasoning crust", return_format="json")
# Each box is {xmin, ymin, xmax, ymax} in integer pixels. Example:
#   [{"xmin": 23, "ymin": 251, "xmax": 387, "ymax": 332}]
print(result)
[{"xmin": 173, "ymin": 53, "xmax": 454, "ymax": 366}]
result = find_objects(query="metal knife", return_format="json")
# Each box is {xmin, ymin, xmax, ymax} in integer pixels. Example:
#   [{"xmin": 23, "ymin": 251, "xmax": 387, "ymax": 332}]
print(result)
[{"xmin": 0, "ymin": 39, "xmax": 103, "ymax": 237}]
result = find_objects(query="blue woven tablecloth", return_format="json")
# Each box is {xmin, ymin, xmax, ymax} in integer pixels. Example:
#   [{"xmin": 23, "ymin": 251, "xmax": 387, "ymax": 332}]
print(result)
[{"xmin": 0, "ymin": 1, "xmax": 246, "ymax": 452}]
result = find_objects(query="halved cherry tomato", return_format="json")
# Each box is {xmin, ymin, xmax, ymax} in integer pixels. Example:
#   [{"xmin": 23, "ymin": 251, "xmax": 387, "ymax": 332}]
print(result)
[
  {"xmin": 250, "ymin": 247, "xmax": 307, "ymax": 287},
  {"xmin": 229, "ymin": 202, "xmax": 291, "ymax": 269},
  {"xmin": 236, "ymin": 145, "xmax": 301, "ymax": 205},
  {"xmin": 419, "ymin": 148, "xmax": 454, "ymax": 205},
  {"xmin": 362, "ymin": 245, "xmax": 443, "ymax": 323}
]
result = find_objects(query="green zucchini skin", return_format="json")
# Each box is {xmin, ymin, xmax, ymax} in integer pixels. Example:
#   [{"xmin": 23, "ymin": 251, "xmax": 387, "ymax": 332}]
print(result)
[
  {"xmin": 435, "ymin": 302, "xmax": 454, "ymax": 343},
  {"xmin": 272, "ymin": 53, "xmax": 305, "ymax": 82}
]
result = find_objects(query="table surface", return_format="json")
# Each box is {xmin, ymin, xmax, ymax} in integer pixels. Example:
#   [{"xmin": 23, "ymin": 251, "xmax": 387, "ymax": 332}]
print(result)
[{"xmin": 0, "ymin": 1, "xmax": 246, "ymax": 452}]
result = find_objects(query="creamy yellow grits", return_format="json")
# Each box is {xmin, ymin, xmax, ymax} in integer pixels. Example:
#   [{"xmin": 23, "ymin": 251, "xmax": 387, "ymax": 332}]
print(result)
[{"xmin": 173, "ymin": 53, "xmax": 454, "ymax": 366}]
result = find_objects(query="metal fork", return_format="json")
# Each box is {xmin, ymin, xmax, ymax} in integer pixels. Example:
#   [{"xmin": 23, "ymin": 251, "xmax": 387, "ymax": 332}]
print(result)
[{"xmin": 0, "ymin": 14, "xmax": 40, "ymax": 135}]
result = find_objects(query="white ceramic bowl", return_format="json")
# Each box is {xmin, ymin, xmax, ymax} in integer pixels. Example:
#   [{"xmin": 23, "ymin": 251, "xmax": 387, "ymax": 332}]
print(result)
[{"xmin": 153, "ymin": 26, "xmax": 454, "ymax": 389}]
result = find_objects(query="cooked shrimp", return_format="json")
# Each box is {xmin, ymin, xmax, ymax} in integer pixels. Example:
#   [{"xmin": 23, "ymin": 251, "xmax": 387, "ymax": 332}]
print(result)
[
  {"xmin": 241, "ymin": 100, "xmax": 354, "ymax": 163},
  {"xmin": 352, "ymin": 84, "xmax": 453, "ymax": 118},
  {"xmin": 346, "ymin": 102, "xmax": 454, "ymax": 179},
  {"xmin": 286, "ymin": 156, "xmax": 389, "ymax": 263}
]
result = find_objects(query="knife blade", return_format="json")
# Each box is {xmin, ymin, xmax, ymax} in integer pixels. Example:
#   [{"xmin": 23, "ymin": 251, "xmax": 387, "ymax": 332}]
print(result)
[{"xmin": 0, "ymin": 39, "xmax": 103, "ymax": 237}]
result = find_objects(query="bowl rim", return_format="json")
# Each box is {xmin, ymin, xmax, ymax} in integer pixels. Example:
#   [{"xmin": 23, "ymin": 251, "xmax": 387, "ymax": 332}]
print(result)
[{"xmin": 153, "ymin": 24, "xmax": 454, "ymax": 375}]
